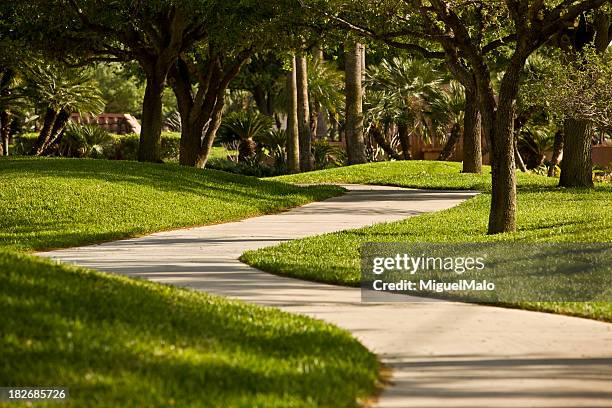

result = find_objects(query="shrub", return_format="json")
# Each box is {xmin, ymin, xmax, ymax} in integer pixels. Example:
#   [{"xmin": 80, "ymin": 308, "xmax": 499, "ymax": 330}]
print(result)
[
  {"xmin": 59, "ymin": 123, "xmax": 115, "ymax": 158},
  {"xmin": 10, "ymin": 130, "xmax": 182, "ymax": 161}
]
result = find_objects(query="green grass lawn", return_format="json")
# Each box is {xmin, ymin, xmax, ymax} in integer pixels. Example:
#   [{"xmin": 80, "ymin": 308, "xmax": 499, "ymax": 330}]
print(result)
[
  {"xmin": 0, "ymin": 157, "xmax": 342, "ymax": 251},
  {"xmin": 1, "ymin": 158, "xmax": 382, "ymax": 406},
  {"xmin": 242, "ymin": 161, "xmax": 612, "ymax": 322},
  {"xmin": 1, "ymin": 251, "xmax": 378, "ymax": 407}
]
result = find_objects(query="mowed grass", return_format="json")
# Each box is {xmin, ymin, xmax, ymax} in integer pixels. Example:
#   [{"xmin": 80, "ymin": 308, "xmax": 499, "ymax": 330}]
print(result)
[
  {"xmin": 243, "ymin": 161, "xmax": 612, "ymax": 321},
  {"xmin": 272, "ymin": 160, "xmax": 557, "ymax": 190},
  {"xmin": 1, "ymin": 251, "xmax": 379, "ymax": 407},
  {"xmin": 0, "ymin": 157, "xmax": 342, "ymax": 251},
  {"xmin": 0, "ymin": 158, "xmax": 382, "ymax": 406}
]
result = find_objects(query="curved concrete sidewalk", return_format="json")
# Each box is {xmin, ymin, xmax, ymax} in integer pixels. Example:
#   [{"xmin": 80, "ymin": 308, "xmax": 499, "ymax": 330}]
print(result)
[{"xmin": 40, "ymin": 185, "xmax": 612, "ymax": 407}]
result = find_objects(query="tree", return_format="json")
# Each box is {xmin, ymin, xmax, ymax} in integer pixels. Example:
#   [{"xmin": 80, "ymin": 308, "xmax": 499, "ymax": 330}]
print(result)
[
  {"xmin": 167, "ymin": 1, "xmax": 295, "ymax": 168},
  {"xmin": 366, "ymin": 57, "xmax": 446, "ymax": 161},
  {"xmin": 345, "ymin": 41, "xmax": 368, "ymax": 164},
  {"xmin": 12, "ymin": 0, "xmax": 215, "ymax": 162},
  {"xmin": 558, "ymin": 11, "xmax": 610, "ymax": 187},
  {"xmin": 169, "ymin": 48, "xmax": 253, "ymax": 167},
  {"xmin": 22, "ymin": 63, "xmax": 105, "ymax": 155},
  {"xmin": 314, "ymin": 0, "xmax": 607, "ymax": 233},
  {"xmin": 286, "ymin": 55, "xmax": 301, "ymax": 173},
  {"xmin": 222, "ymin": 111, "xmax": 273, "ymax": 163},
  {"xmin": 296, "ymin": 54, "xmax": 314, "ymax": 171}
]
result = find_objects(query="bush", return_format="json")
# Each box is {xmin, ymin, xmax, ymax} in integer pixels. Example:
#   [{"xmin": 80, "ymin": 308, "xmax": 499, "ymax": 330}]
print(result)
[
  {"xmin": 206, "ymin": 158, "xmax": 282, "ymax": 177},
  {"xmin": 10, "ymin": 131, "xmax": 182, "ymax": 161},
  {"xmin": 59, "ymin": 123, "xmax": 115, "ymax": 158}
]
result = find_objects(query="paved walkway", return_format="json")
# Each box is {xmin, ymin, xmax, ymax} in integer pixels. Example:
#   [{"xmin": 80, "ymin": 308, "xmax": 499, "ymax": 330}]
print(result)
[{"xmin": 40, "ymin": 185, "xmax": 612, "ymax": 407}]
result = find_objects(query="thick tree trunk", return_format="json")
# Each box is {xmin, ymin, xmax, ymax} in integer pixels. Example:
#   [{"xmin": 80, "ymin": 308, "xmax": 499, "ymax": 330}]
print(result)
[
  {"xmin": 253, "ymin": 86, "xmax": 272, "ymax": 117},
  {"xmin": 462, "ymin": 89, "xmax": 482, "ymax": 173},
  {"xmin": 345, "ymin": 42, "xmax": 367, "ymax": 165},
  {"xmin": 594, "ymin": 11, "xmax": 610, "ymax": 53},
  {"xmin": 548, "ymin": 130, "xmax": 564, "ymax": 177},
  {"xmin": 32, "ymin": 108, "xmax": 58, "ymax": 156},
  {"xmin": 559, "ymin": 118, "xmax": 593, "ymax": 187},
  {"xmin": 486, "ymin": 62, "xmax": 521, "ymax": 234},
  {"xmin": 139, "ymin": 75, "xmax": 165, "ymax": 163},
  {"xmin": 286, "ymin": 56, "xmax": 300, "ymax": 173},
  {"xmin": 397, "ymin": 123, "xmax": 412, "ymax": 160},
  {"xmin": 178, "ymin": 123, "xmax": 203, "ymax": 167},
  {"xmin": 296, "ymin": 55, "xmax": 313, "ymax": 172},
  {"xmin": 370, "ymin": 124, "xmax": 401, "ymax": 160},
  {"xmin": 171, "ymin": 52, "xmax": 248, "ymax": 168}
]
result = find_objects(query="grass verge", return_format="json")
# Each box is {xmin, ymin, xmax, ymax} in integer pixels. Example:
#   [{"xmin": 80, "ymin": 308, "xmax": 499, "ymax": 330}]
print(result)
[
  {"xmin": 1, "ymin": 158, "xmax": 381, "ymax": 406},
  {"xmin": 243, "ymin": 161, "xmax": 612, "ymax": 321}
]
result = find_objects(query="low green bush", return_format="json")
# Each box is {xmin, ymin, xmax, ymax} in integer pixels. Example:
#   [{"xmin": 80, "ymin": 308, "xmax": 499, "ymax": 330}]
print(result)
[{"xmin": 10, "ymin": 132, "xmax": 182, "ymax": 161}]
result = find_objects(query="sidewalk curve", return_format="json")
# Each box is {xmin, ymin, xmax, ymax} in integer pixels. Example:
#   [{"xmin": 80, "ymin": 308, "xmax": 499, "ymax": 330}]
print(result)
[{"xmin": 40, "ymin": 185, "xmax": 612, "ymax": 407}]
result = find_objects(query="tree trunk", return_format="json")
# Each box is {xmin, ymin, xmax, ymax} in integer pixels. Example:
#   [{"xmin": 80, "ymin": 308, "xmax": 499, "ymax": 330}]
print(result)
[
  {"xmin": 32, "ymin": 108, "xmax": 58, "ymax": 155},
  {"xmin": 179, "ymin": 122, "xmax": 203, "ymax": 167},
  {"xmin": 559, "ymin": 118, "xmax": 593, "ymax": 187},
  {"xmin": 345, "ymin": 42, "xmax": 367, "ymax": 165},
  {"xmin": 397, "ymin": 123, "xmax": 412, "ymax": 160},
  {"xmin": 197, "ymin": 98, "xmax": 226, "ymax": 168},
  {"xmin": 138, "ymin": 75, "xmax": 164, "ymax": 163},
  {"xmin": 238, "ymin": 138, "xmax": 257, "ymax": 162},
  {"xmin": 594, "ymin": 11, "xmax": 610, "ymax": 54},
  {"xmin": 438, "ymin": 123, "xmax": 461, "ymax": 161},
  {"xmin": 286, "ymin": 56, "xmax": 300, "ymax": 173},
  {"xmin": 486, "ymin": 62, "xmax": 520, "ymax": 234},
  {"xmin": 171, "ymin": 53, "xmax": 249, "ymax": 168},
  {"xmin": 296, "ymin": 54, "xmax": 313, "ymax": 172},
  {"xmin": 41, "ymin": 109, "xmax": 70, "ymax": 155},
  {"xmin": 548, "ymin": 130, "xmax": 564, "ymax": 177},
  {"xmin": 309, "ymin": 106, "xmax": 319, "ymax": 139},
  {"xmin": 462, "ymin": 89, "xmax": 482, "ymax": 173},
  {"xmin": 514, "ymin": 135, "xmax": 527, "ymax": 172},
  {"xmin": 0, "ymin": 110, "xmax": 9, "ymax": 156},
  {"xmin": 370, "ymin": 124, "xmax": 401, "ymax": 160}
]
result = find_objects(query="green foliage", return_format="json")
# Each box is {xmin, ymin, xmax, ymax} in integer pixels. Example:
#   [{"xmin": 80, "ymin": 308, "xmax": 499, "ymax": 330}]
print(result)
[
  {"xmin": 58, "ymin": 123, "xmax": 114, "ymax": 158},
  {"xmin": 312, "ymin": 140, "xmax": 347, "ymax": 170},
  {"xmin": 365, "ymin": 57, "xmax": 447, "ymax": 140},
  {"xmin": 308, "ymin": 58, "xmax": 345, "ymax": 117},
  {"xmin": 11, "ymin": 132, "xmax": 185, "ymax": 161},
  {"xmin": 221, "ymin": 111, "xmax": 274, "ymax": 142},
  {"xmin": 0, "ymin": 249, "xmax": 378, "ymax": 407},
  {"xmin": 22, "ymin": 63, "xmax": 105, "ymax": 115},
  {"xmin": 93, "ymin": 64, "xmax": 144, "ymax": 116}
]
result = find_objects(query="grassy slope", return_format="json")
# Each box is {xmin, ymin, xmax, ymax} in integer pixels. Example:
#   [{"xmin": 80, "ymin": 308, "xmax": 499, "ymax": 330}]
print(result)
[
  {"xmin": 242, "ymin": 161, "xmax": 612, "ymax": 321},
  {"xmin": 1, "ymin": 251, "xmax": 378, "ymax": 407},
  {"xmin": 0, "ymin": 158, "xmax": 342, "ymax": 251},
  {"xmin": 1, "ymin": 158, "xmax": 381, "ymax": 406}
]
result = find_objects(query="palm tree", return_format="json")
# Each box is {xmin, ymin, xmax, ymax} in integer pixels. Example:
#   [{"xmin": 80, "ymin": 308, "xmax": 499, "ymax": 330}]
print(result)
[
  {"xmin": 431, "ymin": 81, "xmax": 466, "ymax": 161},
  {"xmin": 221, "ymin": 111, "xmax": 273, "ymax": 163},
  {"xmin": 345, "ymin": 42, "xmax": 367, "ymax": 164},
  {"xmin": 308, "ymin": 56, "xmax": 344, "ymax": 138},
  {"xmin": 22, "ymin": 63, "xmax": 105, "ymax": 156},
  {"xmin": 0, "ymin": 67, "xmax": 23, "ymax": 156},
  {"xmin": 366, "ymin": 57, "xmax": 446, "ymax": 160}
]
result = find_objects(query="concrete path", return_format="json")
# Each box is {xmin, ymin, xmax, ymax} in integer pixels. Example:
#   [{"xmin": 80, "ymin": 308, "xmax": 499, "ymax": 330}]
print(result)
[{"xmin": 40, "ymin": 185, "xmax": 612, "ymax": 407}]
